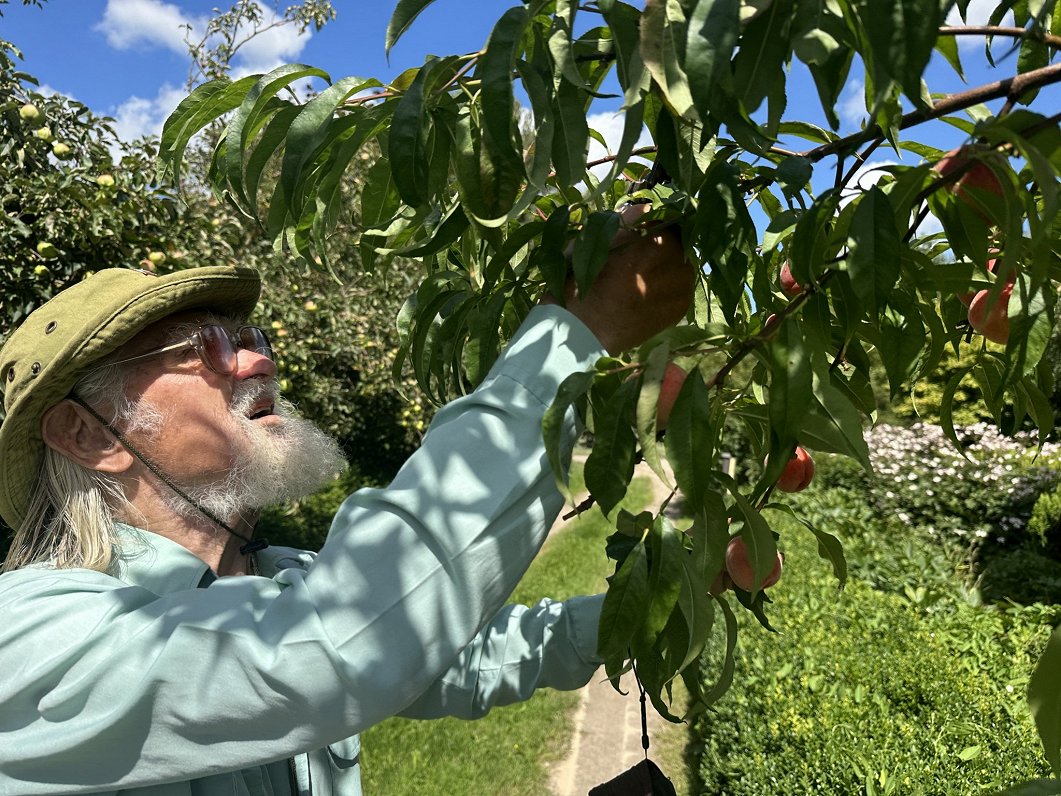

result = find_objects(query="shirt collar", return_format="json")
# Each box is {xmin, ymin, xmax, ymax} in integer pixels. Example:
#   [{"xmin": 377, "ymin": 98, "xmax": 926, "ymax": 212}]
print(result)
[{"xmin": 112, "ymin": 523, "xmax": 215, "ymax": 592}]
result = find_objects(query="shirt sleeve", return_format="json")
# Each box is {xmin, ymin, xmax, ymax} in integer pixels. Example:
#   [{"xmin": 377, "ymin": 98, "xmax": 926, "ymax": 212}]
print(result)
[
  {"xmin": 0, "ymin": 305, "xmax": 607, "ymax": 792},
  {"xmin": 399, "ymin": 593, "xmax": 605, "ymax": 720}
]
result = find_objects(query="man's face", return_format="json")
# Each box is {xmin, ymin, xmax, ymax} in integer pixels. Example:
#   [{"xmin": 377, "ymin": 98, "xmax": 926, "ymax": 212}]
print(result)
[{"xmin": 111, "ymin": 311, "xmax": 346, "ymax": 520}]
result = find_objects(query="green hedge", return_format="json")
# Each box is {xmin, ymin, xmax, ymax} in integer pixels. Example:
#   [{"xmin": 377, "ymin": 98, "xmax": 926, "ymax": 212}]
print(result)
[{"xmin": 695, "ymin": 488, "xmax": 1056, "ymax": 795}]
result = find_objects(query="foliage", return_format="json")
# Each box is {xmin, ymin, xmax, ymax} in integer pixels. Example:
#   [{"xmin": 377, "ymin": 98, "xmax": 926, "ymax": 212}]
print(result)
[
  {"xmin": 0, "ymin": 41, "xmax": 182, "ymax": 341},
  {"xmin": 160, "ymin": 0, "xmax": 1061, "ymax": 758},
  {"xmin": 697, "ymin": 500, "xmax": 1056, "ymax": 795}
]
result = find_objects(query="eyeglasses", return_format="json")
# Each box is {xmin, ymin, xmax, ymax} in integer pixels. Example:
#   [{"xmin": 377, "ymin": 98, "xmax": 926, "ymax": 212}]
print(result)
[{"xmin": 98, "ymin": 324, "xmax": 274, "ymax": 376}]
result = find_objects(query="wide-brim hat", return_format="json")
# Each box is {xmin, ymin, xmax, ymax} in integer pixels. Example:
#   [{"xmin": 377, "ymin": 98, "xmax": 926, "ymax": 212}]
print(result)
[{"xmin": 0, "ymin": 266, "xmax": 261, "ymax": 530}]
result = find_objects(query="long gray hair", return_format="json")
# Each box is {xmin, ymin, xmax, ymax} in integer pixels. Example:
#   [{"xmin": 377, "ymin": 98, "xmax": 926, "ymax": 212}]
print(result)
[{"xmin": 1, "ymin": 364, "xmax": 142, "ymax": 574}]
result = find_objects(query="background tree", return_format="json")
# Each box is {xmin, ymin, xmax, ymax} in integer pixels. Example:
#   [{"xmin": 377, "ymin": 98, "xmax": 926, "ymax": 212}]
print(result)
[
  {"xmin": 161, "ymin": 1, "xmax": 1061, "ymax": 772},
  {"xmin": 0, "ymin": 2, "xmax": 429, "ymax": 557}
]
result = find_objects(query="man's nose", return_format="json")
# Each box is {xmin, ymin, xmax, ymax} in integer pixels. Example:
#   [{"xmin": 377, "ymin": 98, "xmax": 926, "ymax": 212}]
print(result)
[{"xmin": 233, "ymin": 346, "xmax": 277, "ymax": 381}]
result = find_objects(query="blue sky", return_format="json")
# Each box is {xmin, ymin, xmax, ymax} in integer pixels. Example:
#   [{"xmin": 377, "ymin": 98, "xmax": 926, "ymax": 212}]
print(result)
[{"xmin": 1, "ymin": 0, "xmax": 1055, "ymax": 203}]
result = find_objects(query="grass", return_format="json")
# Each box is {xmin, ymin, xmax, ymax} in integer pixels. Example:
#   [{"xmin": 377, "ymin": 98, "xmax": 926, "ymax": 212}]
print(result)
[
  {"xmin": 360, "ymin": 471, "xmax": 654, "ymax": 795},
  {"xmin": 694, "ymin": 489, "xmax": 1056, "ymax": 795}
]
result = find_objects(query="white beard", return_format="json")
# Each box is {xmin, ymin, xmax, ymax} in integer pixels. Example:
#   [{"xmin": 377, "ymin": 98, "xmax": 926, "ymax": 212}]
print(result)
[{"xmin": 160, "ymin": 380, "xmax": 348, "ymax": 525}]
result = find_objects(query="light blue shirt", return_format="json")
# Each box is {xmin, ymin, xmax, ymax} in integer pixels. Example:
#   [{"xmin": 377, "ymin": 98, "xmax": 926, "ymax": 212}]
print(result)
[{"xmin": 0, "ymin": 305, "xmax": 607, "ymax": 795}]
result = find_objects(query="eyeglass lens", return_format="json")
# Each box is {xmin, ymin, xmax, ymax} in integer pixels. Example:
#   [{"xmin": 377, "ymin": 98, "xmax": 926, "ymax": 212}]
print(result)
[{"xmin": 198, "ymin": 325, "xmax": 273, "ymax": 375}]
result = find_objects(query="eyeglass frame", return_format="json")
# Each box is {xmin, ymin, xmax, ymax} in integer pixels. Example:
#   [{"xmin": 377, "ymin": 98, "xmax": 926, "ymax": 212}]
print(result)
[{"xmin": 88, "ymin": 324, "xmax": 274, "ymax": 376}]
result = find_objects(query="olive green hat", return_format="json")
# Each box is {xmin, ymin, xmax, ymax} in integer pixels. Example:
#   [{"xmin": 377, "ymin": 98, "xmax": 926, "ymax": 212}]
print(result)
[{"xmin": 0, "ymin": 266, "xmax": 261, "ymax": 530}]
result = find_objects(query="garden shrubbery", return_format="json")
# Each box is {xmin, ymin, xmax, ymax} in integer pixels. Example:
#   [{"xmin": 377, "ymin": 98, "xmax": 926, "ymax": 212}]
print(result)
[{"xmin": 694, "ymin": 424, "xmax": 1061, "ymax": 793}]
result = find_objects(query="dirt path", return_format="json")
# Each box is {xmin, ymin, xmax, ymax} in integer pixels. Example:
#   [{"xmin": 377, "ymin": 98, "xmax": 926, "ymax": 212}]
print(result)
[{"xmin": 546, "ymin": 460, "xmax": 690, "ymax": 796}]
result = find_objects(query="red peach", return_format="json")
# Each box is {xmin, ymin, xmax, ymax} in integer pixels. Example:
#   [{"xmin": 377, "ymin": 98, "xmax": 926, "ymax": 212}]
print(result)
[
  {"xmin": 655, "ymin": 362, "xmax": 687, "ymax": 430},
  {"xmin": 968, "ymin": 282, "xmax": 1013, "ymax": 344},
  {"xmin": 725, "ymin": 536, "xmax": 783, "ymax": 592},
  {"xmin": 775, "ymin": 446, "xmax": 815, "ymax": 493},
  {"xmin": 934, "ymin": 147, "xmax": 1004, "ymax": 221},
  {"xmin": 779, "ymin": 261, "xmax": 801, "ymax": 298}
]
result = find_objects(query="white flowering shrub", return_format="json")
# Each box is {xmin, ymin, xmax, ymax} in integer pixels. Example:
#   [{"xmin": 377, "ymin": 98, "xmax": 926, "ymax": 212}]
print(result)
[{"xmin": 861, "ymin": 423, "xmax": 1061, "ymax": 548}]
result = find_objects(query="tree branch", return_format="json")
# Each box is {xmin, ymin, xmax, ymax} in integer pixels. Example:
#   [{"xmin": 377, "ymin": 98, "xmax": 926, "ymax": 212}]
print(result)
[
  {"xmin": 939, "ymin": 25, "xmax": 1061, "ymax": 50},
  {"xmin": 800, "ymin": 61, "xmax": 1061, "ymax": 164}
]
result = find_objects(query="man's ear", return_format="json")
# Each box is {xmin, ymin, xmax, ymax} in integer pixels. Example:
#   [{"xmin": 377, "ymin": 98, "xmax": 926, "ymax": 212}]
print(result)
[{"xmin": 41, "ymin": 400, "xmax": 135, "ymax": 474}]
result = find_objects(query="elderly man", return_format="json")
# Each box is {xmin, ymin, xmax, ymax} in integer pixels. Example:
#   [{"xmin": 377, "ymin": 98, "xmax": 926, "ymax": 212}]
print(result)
[{"xmin": 0, "ymin": 225, "xmax": 691, "ymax": 794}]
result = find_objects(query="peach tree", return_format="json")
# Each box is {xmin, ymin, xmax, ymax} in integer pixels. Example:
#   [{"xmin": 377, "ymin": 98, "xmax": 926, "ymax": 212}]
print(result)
[{"xmin": 159, "ymin": 0, "xmax": 1061, "ymax": 772}]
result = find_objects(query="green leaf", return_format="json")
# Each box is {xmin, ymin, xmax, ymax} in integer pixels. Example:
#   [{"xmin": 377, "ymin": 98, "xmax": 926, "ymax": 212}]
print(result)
[
  {"xmin": 542, "ymin": 370, "xmax": 596, "ymax": 504},
  {"xmin": 598, "ymin": 539, "xmax": 650, "ymax": 658},
  {"xmin": 858, "ymin": 0, "xmax": 941, "ymax": 108},
  {"xmin": 223, "ymin": 64, "xmax": 333, "ymax": 211},
  {"xmin": 665, "ymin": 372, "xmax": 717, "ymax": 512},
  {"xmin": 385, "ymin": 0, "xmax": 439, "ymax": 54},
  {"xmin": 765, "ymin": 317, "xmax": 813, "ymax": 470},
  {"xmin": 388, "ymin": 63, "xmax": 433, "ymax": 207},
  {"xmin": 635, "ymin": 343, "xmax": 676, "ymax": 489},
  {"xmin": 700, "ymin": 588, "xmax": 739, "ymax": 706},
  {"xmin": 685, "ymin": 0, "xmax": 741, "ymax": 115},
  {"xmin": 395, "ymin": 203, "xmax": 469, "ymax": 258},
  {"xmin": 877, "ymin": 290, "xmax": 926, "ymax": 397},
  {"xmin": 640, "ymin": 0, "xmax": 696, "ymax": 118},
  {"xmin": 637, "ymin": 516, "xmax": 687, "ymax": 649},
  {"xmin": 478, "ymin": 6, "xmax": 530, "ymax": 207},
  {"xmin": 1029, "ymin": 623, "xmax": 1061, "ymax": 776},
  {"xmin": 731, "ymin": 0, "xmax": 794, "ymax": 112},
  {"xmin": 572, "ymin": 210, "xmax": 621, "ymax": 299},
  {"xmin": 550, "ymin": 74, "xmax": 591, "ymax": 187},
  {"xmin": 584, "ymin": 379, "xmax": 639, "ymax": 515},
  {"xmin": 847, "ymin": 186, "xmax": 901, "ymax": 318},
  {"xmin": 157, "ymin": 74, "xmax": 262, "ymax": 185}
]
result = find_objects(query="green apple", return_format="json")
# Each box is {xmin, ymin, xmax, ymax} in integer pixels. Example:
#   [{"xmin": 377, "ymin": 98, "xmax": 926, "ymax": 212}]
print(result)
[
  {"xmin": 33, "ymin": 126, "xmax": 52, "ymax": 142},
  {"xmin": 96, "ymin": 174, "xmax": 115, "ymax": 187},
  {"xmin": 19, "ymin": 103, "xmax": 41, "ymax": 122},
  {"xmin": 51, "ymin": 142, "xmax": 72, "ymax": 159},
  {"xmin": 36, "ymin": 241, "xmax": 59, "ymax": 259}
]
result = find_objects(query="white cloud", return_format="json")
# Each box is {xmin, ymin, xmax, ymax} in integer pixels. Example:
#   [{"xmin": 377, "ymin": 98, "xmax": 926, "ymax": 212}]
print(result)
[
  {"xmin": 838, "ymin": 78, "xmax": 868, "ymax": 130},
  {"xmin": 946, "ymin": 0, "xmax": 1016, "ymax": 50},
  {"xmin": 96, "ymin": 0, "xmax": 312, "ymax": 77},
  {"xmin": 228, "ymin": 9, "xmax": 311, "ymax": 77},
  {"xmin": 585, "ymin": 110, "xmax": 653, "ymax": 182},
  {"xmin": 110, "ymin": 83, "xmax": 186, "ymax": 142},
  {"xmin": 96, "ymin": 0, "xmax": 202, "ymax": 55}
]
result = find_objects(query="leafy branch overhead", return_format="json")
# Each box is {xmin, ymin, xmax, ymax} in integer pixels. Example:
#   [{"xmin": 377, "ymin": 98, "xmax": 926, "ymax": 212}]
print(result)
[{"xmin": 159, "ymin": 0, "xmax": 1061, "ymax": 752}]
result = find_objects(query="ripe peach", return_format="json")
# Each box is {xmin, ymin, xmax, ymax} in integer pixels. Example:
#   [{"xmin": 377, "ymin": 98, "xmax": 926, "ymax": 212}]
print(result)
[
  {"xmin": 968, "ymin": 282, "xmax": 1013, "ymax": 344},
  {"xmin": 934, "ymin": 147, "xmax": 1004, "ymax": 221},
  {"xmin": 779, "ymin": 261, "xmax": 801, "ymax": 297},
  {"xmin": 655, "ymin": 362, "xmax": 687, "ymax": 430},
  {"xmin": 725, "ymin": 536, "xmax": 783, "ymax": 592},
  {"xmin": 775, "ymin": 446, "xmax": 815, "ymax": 492}
]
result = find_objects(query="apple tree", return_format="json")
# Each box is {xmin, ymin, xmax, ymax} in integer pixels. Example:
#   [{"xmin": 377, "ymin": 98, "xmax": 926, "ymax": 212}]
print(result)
[{"xmin": 159, "ymin": 0, "xmax": 1061, "ymax": 765}]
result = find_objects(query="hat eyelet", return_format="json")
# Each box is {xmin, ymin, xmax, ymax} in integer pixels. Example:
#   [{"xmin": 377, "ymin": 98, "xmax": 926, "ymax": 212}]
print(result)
[
  {"xmin": 30, "ymin": 362, "xmax": 41, "ymax": 376},
  {"xmin": 45, "ymin": 321, "xmax": 57, "ymax": 334},
  {"xmin": 5, "ymin": 368, "xmax": 14, "ymax": 382}
]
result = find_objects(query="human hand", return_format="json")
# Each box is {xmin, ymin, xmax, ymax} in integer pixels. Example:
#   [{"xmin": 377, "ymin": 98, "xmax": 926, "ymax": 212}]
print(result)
[{"xmin": 542, "ymin": 203, "xmax": 696, "ymax": 354}]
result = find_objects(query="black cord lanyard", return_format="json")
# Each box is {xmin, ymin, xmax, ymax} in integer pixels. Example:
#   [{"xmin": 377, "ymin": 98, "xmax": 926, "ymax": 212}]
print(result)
[{"xmin": 69, "ymin": 394, "xmax": 269, "ymax": 556}]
